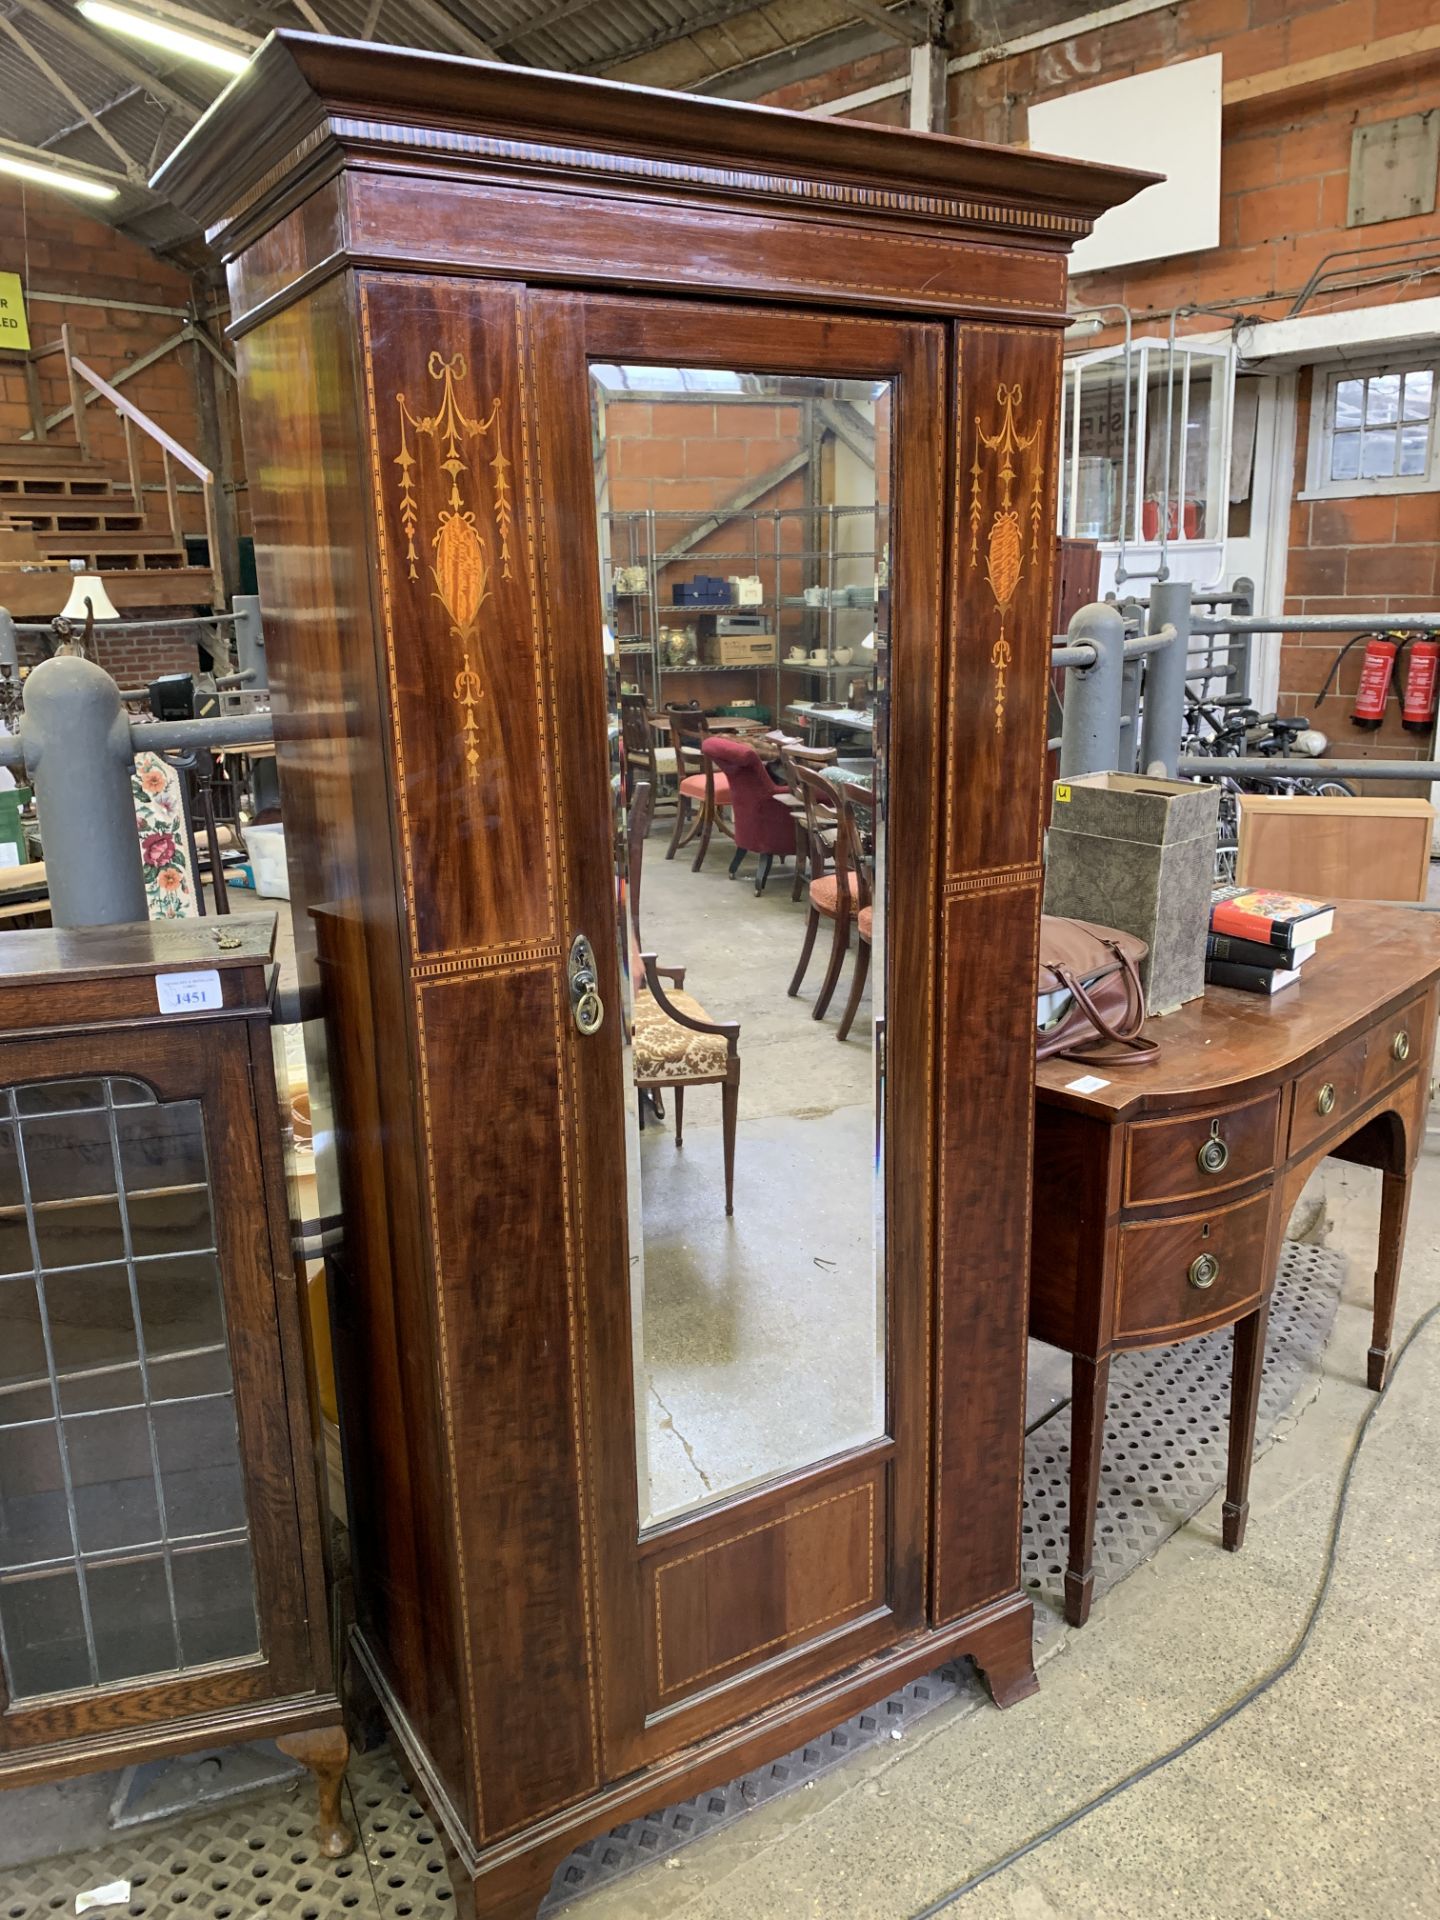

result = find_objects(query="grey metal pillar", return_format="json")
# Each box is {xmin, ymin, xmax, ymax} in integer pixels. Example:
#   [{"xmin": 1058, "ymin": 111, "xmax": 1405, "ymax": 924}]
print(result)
[
  {"xmin": 22, "ymin": 654, "xmax": 148, "ymax": 928},
  {"xmin": 232, "ymin": 595, "xmax": 266, "ymax": 689},
  {"xmin": 1140, "ymin": 578, "xmax": 1192, "ymax": 778},
  {"xmin": 0, "ymin": 608, "xmax": 19, "ymax": 677},
  {"xmin": 1059, "ymin": 602, "xmax": 1127, "ymax": 778},
  {"xmin": 232, "ymin": 593, "xmax": 280, "ymax": 814},
  {"xmin": 1229, "ymin": 574, "xmax": 1254, "ymax": 701}
]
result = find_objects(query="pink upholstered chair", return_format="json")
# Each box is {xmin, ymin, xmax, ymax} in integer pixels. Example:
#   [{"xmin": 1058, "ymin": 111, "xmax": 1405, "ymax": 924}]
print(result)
[{"xmin": 700, "ymin": 735, "xmax": 794, "ymax": 894}]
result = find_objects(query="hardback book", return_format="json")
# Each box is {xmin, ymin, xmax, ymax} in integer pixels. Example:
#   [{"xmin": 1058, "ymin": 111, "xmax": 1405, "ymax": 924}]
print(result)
[
  {"xmin": 1205, "ymin": 931, "xmax": 1318, "ymax": 971},
  {"xmin": 1210, "ymin": 886, "xmax": 1334, "ymax": 952},
  {"xmin": 1205, "ymin": 959, "xmax": 1302, "ymax": 995}
]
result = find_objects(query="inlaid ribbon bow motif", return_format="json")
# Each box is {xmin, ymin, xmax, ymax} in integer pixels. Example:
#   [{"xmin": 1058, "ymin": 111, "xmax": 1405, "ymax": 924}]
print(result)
[
  {"xmin": 394, "ymin": 351, "xmax": 515, "ymax": 778},
  {"xmin": 969, "ymin": 381, "xmax": 1045, "ymax": 734}
]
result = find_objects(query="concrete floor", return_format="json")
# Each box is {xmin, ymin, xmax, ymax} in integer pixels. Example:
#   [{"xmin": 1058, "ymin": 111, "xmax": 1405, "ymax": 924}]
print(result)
[
  {"xmin": 569, "ymin": 1131, "xmax": 1440, "ymax": 1920},
  {"xmin": 634, "ymin": 823, "xmax": 882, "ymax": 1524}
]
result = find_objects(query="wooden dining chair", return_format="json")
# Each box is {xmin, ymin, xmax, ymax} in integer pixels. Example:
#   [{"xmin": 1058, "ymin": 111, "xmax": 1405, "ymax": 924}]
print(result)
[
  {"xmin": 778, "ymin": 745, "xmax": 838, "ymax": 901},
  {"xmin": 627, "ymin": 781, "xmax": 742, "ymax": 1212},
  {"xmin": 787, "ymin": 761, "xmax": 863, "ymax": 1020},
  {"xmin": 665, "ymin": 708, "xmax": 734, "ymax": 871},
  {"xmin": 619, "ymin": 692, "xmax": 677, "ymax": 802},
  {"xmin": 834, "ymin": 784, "xmax": 876, "ymax": 1043}
]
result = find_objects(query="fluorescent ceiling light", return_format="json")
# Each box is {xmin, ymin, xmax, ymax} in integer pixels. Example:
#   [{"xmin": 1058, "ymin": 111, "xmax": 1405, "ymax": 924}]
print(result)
[
  {"xmin": 77, "ymin": 1, "xmax": 250, "ymax": 75},
  {"xmin": 0, "ymin": 154, "xmax": 118, "ymax": 201}
]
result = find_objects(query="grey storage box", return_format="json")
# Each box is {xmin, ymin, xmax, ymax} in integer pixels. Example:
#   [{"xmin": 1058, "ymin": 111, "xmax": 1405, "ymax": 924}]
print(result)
[{"xmin": 1044, "ymin": 772, "xmax": 1220, "ymax": 1016}]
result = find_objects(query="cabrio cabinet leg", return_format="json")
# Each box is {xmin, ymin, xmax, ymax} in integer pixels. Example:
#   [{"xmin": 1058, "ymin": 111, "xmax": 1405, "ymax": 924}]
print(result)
[{"xmin": 277, "ymin": 1725, "xmax": 354, "ymax": 1859}]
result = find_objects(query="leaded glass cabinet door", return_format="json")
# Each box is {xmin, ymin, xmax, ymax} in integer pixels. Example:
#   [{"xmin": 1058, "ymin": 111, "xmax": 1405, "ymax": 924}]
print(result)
[{"xmin": 0, "ymin": 1019, "xmax": 317, "ymax": 1752}]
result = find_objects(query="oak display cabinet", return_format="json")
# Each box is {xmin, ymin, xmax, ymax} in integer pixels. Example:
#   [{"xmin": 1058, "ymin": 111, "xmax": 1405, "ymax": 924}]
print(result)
[
  {"xmin": 0, "ymin": 918, "xmax": 348, "ymax": 1856},
  {"xmin": 157, "ymin": 38, "xmax": 1149, "ymax": 1918}
]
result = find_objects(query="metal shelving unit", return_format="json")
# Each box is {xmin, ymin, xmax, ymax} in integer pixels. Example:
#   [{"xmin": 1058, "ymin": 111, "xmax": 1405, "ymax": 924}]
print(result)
[{"xmin": 599, "ymin": 503, "xmax": 887, "ymax": 732}]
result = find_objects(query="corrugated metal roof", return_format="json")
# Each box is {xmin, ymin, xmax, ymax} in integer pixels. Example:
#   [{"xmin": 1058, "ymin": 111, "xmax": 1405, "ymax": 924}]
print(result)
[{"xmin": 0, "ymin": 0, "xmax": 890, "ymax": 248}]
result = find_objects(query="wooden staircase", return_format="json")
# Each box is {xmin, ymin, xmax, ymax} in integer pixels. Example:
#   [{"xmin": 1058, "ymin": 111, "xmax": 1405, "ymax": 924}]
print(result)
[
  {"xmin": 2, "ymin": 329, "xmax": 223, "ymax": 621},
  {"xmin": 1, "ymin": 443, "xmax": 217, "ymax": 618}
]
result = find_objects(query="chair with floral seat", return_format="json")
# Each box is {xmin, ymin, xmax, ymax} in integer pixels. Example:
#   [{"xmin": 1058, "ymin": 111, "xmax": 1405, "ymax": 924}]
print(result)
[
  {"xmin": 628, "ymin": 782, "xmax": 742, "ymax": 1212},
  {"xmin": 700, "ymin": 735, "xmax": 794, "ymax": 894}
]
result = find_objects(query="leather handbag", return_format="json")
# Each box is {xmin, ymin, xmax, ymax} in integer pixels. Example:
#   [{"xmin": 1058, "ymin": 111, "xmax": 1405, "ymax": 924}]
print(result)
[{"xmin": 1037, "ymin": 916, "xmax": 1158, "ymax": 1064}]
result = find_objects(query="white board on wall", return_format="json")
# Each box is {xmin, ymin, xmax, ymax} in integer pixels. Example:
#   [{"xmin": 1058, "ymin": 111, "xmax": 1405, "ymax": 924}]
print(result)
[{"xmin": 1027, "ymin": 54, "xmax": 1221, "ymax": 277}]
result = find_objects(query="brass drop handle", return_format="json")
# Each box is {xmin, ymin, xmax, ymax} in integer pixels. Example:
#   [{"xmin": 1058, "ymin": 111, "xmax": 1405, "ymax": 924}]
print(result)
[
  {"xmin": 1196, "ymin": 1119, "xmax": 1229, "ymax": 1175},
  {"xmin": 1392, "ymin": 1029, "xmax": 1410, "ymax": 1063},
  {"xmin": 1189, "ymin": 1252, "xmax": 1220, "ymax": 1290},
  {"xmin": 1316, "ymin": 1082, "xmax": 1336, "ymax": 1116},
  {"xmin": 568, "ymin": 934, "xmax": 604, "ymax": 1036}
]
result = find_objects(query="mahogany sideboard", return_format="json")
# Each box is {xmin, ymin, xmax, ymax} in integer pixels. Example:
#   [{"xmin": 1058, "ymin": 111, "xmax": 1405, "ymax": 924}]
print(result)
[
  {"xmin": 157, "ymin": 37, "xmax": 1150, "ymax": 1918},
  {"xmin": 1032, "ymin": 905, "xmax": 1440, "ymax": 1629}
]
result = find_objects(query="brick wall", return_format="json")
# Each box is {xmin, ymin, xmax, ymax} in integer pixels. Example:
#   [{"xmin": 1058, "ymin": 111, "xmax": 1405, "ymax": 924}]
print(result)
[
  {"xmin": 1275, "ymin": 369, "xmax": 1438, "ymax": 785},
  {"xmin": 0, "ymin": 180, "xmax": 216, "ymax": 532}
]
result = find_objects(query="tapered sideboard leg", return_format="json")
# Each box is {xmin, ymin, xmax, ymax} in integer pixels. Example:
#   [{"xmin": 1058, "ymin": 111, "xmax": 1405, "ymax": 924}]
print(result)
[
  {"xmin": 1369, "ymin": 1167, "xmax": 1412, "ymax": 1392},
  {"xmin": 1223, "ymin": 1298, "xmax": 1271, "ymax": 1553},
  {"xmin": 277, "ymin": 1725, "xmax": 354, "ymax": 1859},
  {"xmin": 1065, "ymin": 1351, "xmax": 1111, "ymax": 1628}
]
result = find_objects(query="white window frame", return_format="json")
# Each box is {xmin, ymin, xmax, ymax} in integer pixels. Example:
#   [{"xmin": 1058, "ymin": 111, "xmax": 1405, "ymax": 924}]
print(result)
[{"xmin": 1302, "ymin": 356, "xmax": 1440, "ymax": 500}]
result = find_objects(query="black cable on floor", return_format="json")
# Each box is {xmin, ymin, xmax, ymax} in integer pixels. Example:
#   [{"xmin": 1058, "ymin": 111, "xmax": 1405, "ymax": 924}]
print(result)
[{"xmin": 908, "ymin": 1299, "xmax": 1440, "ymax": 1918}]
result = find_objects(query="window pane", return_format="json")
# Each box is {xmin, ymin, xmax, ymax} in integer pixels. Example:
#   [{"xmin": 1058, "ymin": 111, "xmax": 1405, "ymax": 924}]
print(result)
[
  {"xmin": 172, "ymin": 1540, "xmax": 259, "ymax": 1666},
  {"xmin": 0, "ymin": 1567, "xmax": 90, "ymax": 1696},
  {"xmin": 1398, "ymin": 425, "xmax": 1429, "ymax": 476},
  {"xmin": 126, "ymin": 1186, "xmax": 214, "ymax": 1259},
  {"xmin": 1362, "ymin": 429, "xmax": 1397, "ymax": 478},
  {"xmin": 22, "ymin": 1110, "xmax": 115, "ymax": 1208},
  {"xmin": 33, "ymin": 1197, "xmax": 126, "ymax": 1271},
  {"xmin": 0, "ymin": 1125, "xmax": 22, "ymax": 1212},
  {"xmin": 152, "ymin": 1397, "xmax": 247, "ymax": 1538},
  {"xmin": 45, "ymin": 1265, "xmax": 141, "ymax": 1415},
  {"xmin": 1333, "ymin": 379, "xmax": 1364, "ymax": 429},
  {"xmin": 1402, "ymin": 371, "xmax": 1433, "ymax": 422},
  {"xmin": 136, "ymin": 1253, "xmax": 225, "ymax": 1361},
  {"xmin": 0, "ymin": 1277, "xmax": 50, "ymax": 1426},
  {"xmin": 1365, "ymin": 375, "xmax": 1400, "ymax": 425},
  {"xmin": 66, "ymin": 1408, "xmax": 161, "ymax": 1554},
  {"xmin": 1330, "ymin": 433, "xmax": 1362, "ymax": 481},
  {"xmin": 14, "ymin": 1082, "xmax": 109, "ymax": 1118},
  {"xmin": 0, "ymin": 1422, "xmax": 72, "ymax": 1566},
  {"xmin": 89, "ymin": 1553, "xmax": 178, "ymax": 1684},
  {"xmin": 117, "ymin": 1101, "xmax": 207, "ymax": 1195}
]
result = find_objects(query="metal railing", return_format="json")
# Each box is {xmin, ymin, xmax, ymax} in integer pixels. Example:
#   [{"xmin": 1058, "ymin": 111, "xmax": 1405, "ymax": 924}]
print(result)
[{"xmin": 1053, "ymin": 581, "xmax": 1440, "ymax": 786}]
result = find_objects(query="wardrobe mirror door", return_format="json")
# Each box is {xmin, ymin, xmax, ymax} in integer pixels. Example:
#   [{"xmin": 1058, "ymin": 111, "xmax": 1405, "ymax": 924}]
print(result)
[{"xmin": 591, "ymin": 362, "xmax": 892, "ymax": 1529}]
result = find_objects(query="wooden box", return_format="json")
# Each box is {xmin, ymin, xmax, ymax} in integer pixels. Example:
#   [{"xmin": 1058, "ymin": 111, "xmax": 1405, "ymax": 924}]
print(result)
[{"xmin": 1237, "ymin": 795, "xmax": 1436, "ymax": 903}]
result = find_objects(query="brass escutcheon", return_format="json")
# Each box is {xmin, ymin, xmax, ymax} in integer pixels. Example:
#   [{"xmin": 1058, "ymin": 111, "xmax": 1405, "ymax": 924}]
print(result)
[
  {"xmin": 1189, "ymin": 1252, "xmax": 1220, "ymax": 1290},
  {"xmin": 1393, "ymin": 1030, "xmax": 1410, "ymax": 1063},
  {"xmin": 1316, "ymin": 1082, "xmax": 1336, "ymax": 1116}
]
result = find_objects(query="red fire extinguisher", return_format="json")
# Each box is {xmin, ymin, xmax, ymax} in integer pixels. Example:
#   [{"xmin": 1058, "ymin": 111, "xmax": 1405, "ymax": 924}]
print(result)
[
  {"xmin": 1314, "ymin": 631, "xmax": 1402, "ymax": 730},
  {"xmin": 1401, "ymin": 635, "xmax": 1440, "ymax": 734}
]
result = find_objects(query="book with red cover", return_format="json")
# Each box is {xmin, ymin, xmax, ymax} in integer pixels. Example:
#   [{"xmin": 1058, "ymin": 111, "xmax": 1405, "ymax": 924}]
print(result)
[{"xmin": 1210, "ymin": 886, "xmax": 1334, "ymax": 953}]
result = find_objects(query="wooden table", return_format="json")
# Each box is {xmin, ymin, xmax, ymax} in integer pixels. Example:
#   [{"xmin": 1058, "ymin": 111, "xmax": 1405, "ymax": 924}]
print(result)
[{"xmin": 1032, "ymin": 905, "xmax": 1440, "ymax": 1627}]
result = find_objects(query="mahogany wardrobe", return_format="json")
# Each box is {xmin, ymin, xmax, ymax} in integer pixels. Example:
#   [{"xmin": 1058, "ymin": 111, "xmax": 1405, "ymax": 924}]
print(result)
[{"xmin": 158, "ymin": 38, "xmax": 1146, "ymax": 1918}]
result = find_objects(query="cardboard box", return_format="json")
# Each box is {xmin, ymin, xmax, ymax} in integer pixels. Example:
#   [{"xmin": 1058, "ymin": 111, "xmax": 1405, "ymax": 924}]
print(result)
[
  {"xmin": 714, "ymin": 633, "xmax": 776, "ymax": 666},
  {"xmin": 1044, "ymin": 772, "xmax": 1220, "ymax": 1015}
]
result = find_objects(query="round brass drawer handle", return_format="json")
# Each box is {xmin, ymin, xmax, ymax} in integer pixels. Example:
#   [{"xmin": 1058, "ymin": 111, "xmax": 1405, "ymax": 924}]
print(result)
[
  {"xmin": 1189, "ymin": 1252, "xmax": 1220, "ymax": 1290},
  {"xmin": 1316, "ymin": 1082, "xmax": 1336, "ymax": 1116},
  {"xmin": 1196, "ymin": 1121, "xmax": 1229, "ymax": 1175},
  {"xmin": 1393, "ymin": 1030, "xmax": 1410, "ymax": 1063}
]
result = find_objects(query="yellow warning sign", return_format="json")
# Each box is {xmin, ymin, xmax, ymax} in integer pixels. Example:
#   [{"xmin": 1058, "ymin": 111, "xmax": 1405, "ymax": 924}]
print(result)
[
  {"xmin": 0, "ymin": 274, "xmax": 29, "ymax": 352},
  {"xmin": 1055, "ymin": 783, "xmax": 1072, "ymax": 804}
]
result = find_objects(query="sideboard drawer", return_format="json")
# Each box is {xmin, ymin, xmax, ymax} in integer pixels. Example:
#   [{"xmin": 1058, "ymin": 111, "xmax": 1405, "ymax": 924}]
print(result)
[
  {"xmin": 1289, "ymin": 992, "xmax": 1428, "ymax": 1157},
  {"xmin": 1115, "ymin": 1190, "xmax": 1271, "ymax": 1342},
  {"xmin": 1123, "ymin": 1092, "xmax": 1279, "ymax": 1209}
]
